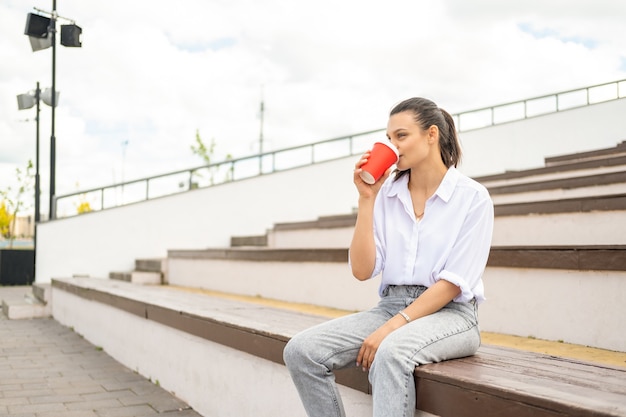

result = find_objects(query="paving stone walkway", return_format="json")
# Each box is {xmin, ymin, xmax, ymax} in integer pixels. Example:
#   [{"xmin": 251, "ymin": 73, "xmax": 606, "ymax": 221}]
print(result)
[{"xmin": 0, "ymin": 314, "xmax": 203, "ymax": 417}]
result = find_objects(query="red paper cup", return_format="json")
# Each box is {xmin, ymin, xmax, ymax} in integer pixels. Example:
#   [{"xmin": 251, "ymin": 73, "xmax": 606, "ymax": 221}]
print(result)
[{"xmin": 359, "ymin": 141, "xmax": 399, "ymax": 184}]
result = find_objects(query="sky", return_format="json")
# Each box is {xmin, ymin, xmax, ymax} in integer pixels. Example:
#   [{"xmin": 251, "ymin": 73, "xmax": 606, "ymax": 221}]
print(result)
[{"xmin": 1, "ymin": 0, "xmax": 626, "ymax": 217}]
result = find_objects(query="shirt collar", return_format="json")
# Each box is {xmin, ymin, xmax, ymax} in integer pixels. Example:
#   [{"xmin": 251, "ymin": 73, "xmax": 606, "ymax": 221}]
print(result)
[{"xmin": 386, "ymin": 166, "xmax": 459, "ymax": 203}]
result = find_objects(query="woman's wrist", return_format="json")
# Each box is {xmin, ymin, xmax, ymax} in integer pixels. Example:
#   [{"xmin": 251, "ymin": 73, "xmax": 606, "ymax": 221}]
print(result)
[
  {"xmin": 357, "ymin": 195, "xmax": 376, "ymax": 206},
  {"xmin": 387, "ymin": 312, "xmax": 410, "ymax": 330},
  {"xmin": 398, "ymin": 311, "xmax": 411, "ymax": 323}
]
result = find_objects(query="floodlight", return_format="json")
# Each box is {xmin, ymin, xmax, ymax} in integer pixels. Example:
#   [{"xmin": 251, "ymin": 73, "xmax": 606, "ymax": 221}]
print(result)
[
  {"xmin": 60, "ymin": 24, "xmax": 82, "ymax": 47},
  {"xmin": 28, "ymin": 35, "xmax": 53, "ymax": 52},
  {"xmin": 24, "ymin": 13, "xmax": 50, "ymax": 38},
  {"xmin": 17, "ymin": 93, "xmax": 36, "ymax": 110},
  {"xmin": 41, "ymin": 88, "xmax": 60, "ymax": 107}
]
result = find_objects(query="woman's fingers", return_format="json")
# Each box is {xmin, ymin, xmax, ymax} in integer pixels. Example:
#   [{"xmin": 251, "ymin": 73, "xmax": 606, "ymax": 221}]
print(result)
[
  {"xmin": 356, "ymin": 342, "xmax": 377, "ymax": 371},
  {"xmin": 355, "ymin": 151, "xmax": 371, "ymax": 169}
]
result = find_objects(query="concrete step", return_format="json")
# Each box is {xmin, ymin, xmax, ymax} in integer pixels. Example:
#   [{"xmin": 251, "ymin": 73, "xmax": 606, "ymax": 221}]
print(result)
[
  {"xmin": 32, "ymin": 282, "xmax": 51, "ymax": 304},
  {"xmin": 109, "ymin": 271, "xmax": 132, "ymax": 281},
  {"xmin": 135, "ymin": 258, "xmax": 166, "ymax": 273},
  {"xmin": 2, "ymin": 292, "xmax": 51, "ymax": 319},
  {"xmin": 110, "ymin": 271, "xmax": 162, "ymax": 285},
  {"xmin": 230, "ymin": 235, "xmax": 268, "ymax": 247},
  {"xmin": 109, "ymin": 258, "xmax": 166, "ymax": 285},
  {"xmin": 0, "ymin": 284, "xmax": 52, "ymax": 320},
  {"xmin": 130, "ymin": 271, "xmax": 162, "ymax": 285}
]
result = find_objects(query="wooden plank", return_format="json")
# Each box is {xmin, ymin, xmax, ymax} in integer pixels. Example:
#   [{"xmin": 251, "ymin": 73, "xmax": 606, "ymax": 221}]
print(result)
[
  {"xmin": 487, "ymin": 246, "xmax": 626, "ymax": 271},
  {"xmin": 415, "ymin": 346, "xmax": 626, "ymax": 417},
  {"xmin": 495, "ymin": 194, "xmax": 626, "ymax": 216},
  {"xmin": 415, "ymin": 377, "xmax": 566, "ymax": 417},
  {"xmin": 487, "ymin": 171, "xmax": 626, "ymax": 195}
]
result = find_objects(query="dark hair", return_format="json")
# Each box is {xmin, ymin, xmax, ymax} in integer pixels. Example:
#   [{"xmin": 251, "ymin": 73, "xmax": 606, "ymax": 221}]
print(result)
[{"xmin": 390, "ymin": 97, "xmax": 462, "ymax": 172}]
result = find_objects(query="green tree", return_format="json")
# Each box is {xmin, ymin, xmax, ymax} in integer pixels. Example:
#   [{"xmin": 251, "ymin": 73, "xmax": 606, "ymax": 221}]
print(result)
[
  {"xmin": 190, "ymin": 129, "xmax": 216, "ymax": 186},
  {"xmin": 190, "ymin": 130, "xmax": 234, "ymax": 185},
  {"xmin": 190, "ymin": 129, "xmax": 216, "ymax": 166},
  {"xmin": 0, "ymin": 160, "xmax": 34, "ymax": 247}
]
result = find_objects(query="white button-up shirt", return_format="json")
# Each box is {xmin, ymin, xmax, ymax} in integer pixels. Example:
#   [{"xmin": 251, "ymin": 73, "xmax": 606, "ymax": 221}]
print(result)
[{"xmin": 364, "ymin": 167, "xmax": 493, "ymax": 304}]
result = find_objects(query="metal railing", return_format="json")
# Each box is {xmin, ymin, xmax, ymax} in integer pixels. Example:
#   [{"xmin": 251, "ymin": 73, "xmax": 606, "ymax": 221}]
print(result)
[
  {"xmin": 54, "ymin": 79, "xmax": 626, "ymax": 219},
  {"xmin": 453, "ymin": 79, "xmax": 625, "ymax": 132},
  {"xmin": 52, "ymin": 128, "xmax": 385, "ymax": 218}
]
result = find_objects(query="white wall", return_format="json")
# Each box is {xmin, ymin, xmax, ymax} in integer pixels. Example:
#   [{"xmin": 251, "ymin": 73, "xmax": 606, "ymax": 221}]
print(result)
[
  {"xmin": 36, "ymin": 157, "xmax": 359, "ymax": 282},
  {"xmin": 36, "ymin": 99, "xmax": 626, "ymax": 283}
]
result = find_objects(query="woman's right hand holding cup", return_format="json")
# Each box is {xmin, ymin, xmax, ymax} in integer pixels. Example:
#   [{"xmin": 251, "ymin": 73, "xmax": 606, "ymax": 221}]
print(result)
[
  {"xmin": 354, "ymin": 141, "xmax": 399, "ymax": 198},
  {"xmin": 353, "ymin": 151, "xmax": 392, "ymax": 199}
]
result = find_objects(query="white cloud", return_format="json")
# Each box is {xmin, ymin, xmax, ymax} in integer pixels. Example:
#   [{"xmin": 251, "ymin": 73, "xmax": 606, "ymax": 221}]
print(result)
[{"xmin": 1, "ymin": 0, "xmax": 625, "ymax": 216}]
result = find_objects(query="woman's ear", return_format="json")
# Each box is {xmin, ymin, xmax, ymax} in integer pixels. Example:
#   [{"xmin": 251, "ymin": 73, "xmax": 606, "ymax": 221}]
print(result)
[{"xmin": 428, "ymin": 125, "xmax": 439, "ymax": 144}]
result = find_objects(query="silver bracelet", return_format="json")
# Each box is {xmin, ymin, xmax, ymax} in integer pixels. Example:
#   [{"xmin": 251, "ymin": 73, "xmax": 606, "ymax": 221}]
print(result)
[{"xmin": 398, "ymin": 311, "xmax": 411, "ymax": 323}]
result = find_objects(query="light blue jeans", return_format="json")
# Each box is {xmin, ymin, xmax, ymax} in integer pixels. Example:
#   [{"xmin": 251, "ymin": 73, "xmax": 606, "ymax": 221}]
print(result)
[{"xmin": 283, "ymin": 285, "xmax": 480, "ymax": 417}]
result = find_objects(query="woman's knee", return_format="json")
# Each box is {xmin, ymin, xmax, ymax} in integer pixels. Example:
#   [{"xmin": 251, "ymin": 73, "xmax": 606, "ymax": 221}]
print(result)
[
  {"xmin": 375, "ymin": 339, "xmax": 405, "ymax": 367},
  {"xmin": 283, "ymin": 331, "xmax": 311, "ymax": 370}
]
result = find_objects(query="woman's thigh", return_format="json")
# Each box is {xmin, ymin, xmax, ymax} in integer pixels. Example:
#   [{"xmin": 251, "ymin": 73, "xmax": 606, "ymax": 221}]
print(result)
[
  {"xmin": 287, "ymin": 307, "xmax": 391, "ymax": 370},
  {"xmin": 377, "ymin": 302, "xmax": 480, "ymax": 366}
]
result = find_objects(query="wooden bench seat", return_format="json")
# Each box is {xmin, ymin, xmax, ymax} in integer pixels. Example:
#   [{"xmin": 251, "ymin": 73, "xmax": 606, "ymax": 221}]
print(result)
[
  {"xmin": 415, "ymin": 345, "xmax": 625, "ymax": 417},
  {"xmin": 51, "ymin": 278, "xmax": 626, "ymax": 417}
]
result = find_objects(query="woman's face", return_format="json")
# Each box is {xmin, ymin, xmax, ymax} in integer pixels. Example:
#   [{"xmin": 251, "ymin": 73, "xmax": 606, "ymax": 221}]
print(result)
[{"xmin": 386, "ymin": 111, "xmax": 431, "ymax": 171}]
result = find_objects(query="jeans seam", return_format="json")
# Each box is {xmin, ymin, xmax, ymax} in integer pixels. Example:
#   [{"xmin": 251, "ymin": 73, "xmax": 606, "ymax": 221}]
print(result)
[
  {"xmin": 319, "ymin": 345, "xmax": 361, "ymax": 417},
  {"xmin": 316, "ymin": 344, "xmax": 362, "ymax": 370},
  {"xmin": 409, "ymin": 322, "xmax": 479, "ymax": 364}
]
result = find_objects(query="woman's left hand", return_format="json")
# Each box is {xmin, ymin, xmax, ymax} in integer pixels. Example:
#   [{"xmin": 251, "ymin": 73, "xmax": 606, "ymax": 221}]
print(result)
[{"xmin": 356, "ymin": 323, "xmax": 396, "ymax": 371}]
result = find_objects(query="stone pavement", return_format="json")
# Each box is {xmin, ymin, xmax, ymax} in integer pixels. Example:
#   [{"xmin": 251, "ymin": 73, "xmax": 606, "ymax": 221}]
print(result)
[{"xmin": 0, "ymin": 289, "xmax": 203, "ymax": 417}]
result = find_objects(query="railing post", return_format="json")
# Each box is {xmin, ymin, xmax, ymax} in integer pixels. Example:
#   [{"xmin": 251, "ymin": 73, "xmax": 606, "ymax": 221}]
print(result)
[
  {"xmin": 145, "ymin": 179, "xmax": 149, "ymax": 201},
  {"xmin": 100, "ymin": 188, "xmax": 104, "ymax": 210},
  {"xmin": 524, "ymin": 100, "xmax": 527, "ymax": 119},
  {"xmin": 556, "ymin": 94, "xmax": 560, "ymax": 112}
]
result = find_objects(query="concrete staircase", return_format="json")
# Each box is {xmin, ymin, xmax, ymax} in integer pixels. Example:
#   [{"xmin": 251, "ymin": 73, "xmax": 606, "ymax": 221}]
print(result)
[
  {"xmin": 165, "ymin": 140, "xmax": 626, "ymax": 352},
  {"xmin": 109, "ymin": 258, "xmax": 167, "ymax": 285},
  {"xmin": 1, "ymin": 283, "xmax": 52, "ymax": 319},
  {"xmin": 46, "ymin": 140, "xmax": 626, "ymax": 417}
]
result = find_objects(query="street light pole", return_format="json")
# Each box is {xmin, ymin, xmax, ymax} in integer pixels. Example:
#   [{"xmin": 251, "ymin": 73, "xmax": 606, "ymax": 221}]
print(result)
[
  {"xmin": 49, "ymin": 0, "xmax": 57, "ymax": 219},
  {"xmin": 24, "ymin": 3, "xmax": 81, "ymax": 220},
  {"xmin": 16, "ymin": 82, "xmax": 43, "ymax": 283},
  {"xmin": 35, "ymin": 83, "xmax": 41, "ymax": 223}
]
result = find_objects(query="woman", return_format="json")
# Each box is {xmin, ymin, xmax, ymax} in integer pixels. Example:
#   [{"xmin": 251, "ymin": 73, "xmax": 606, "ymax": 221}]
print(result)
[{"xmin": 283, "ymin": 97, "xmax": 494, "ymax": 417}]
